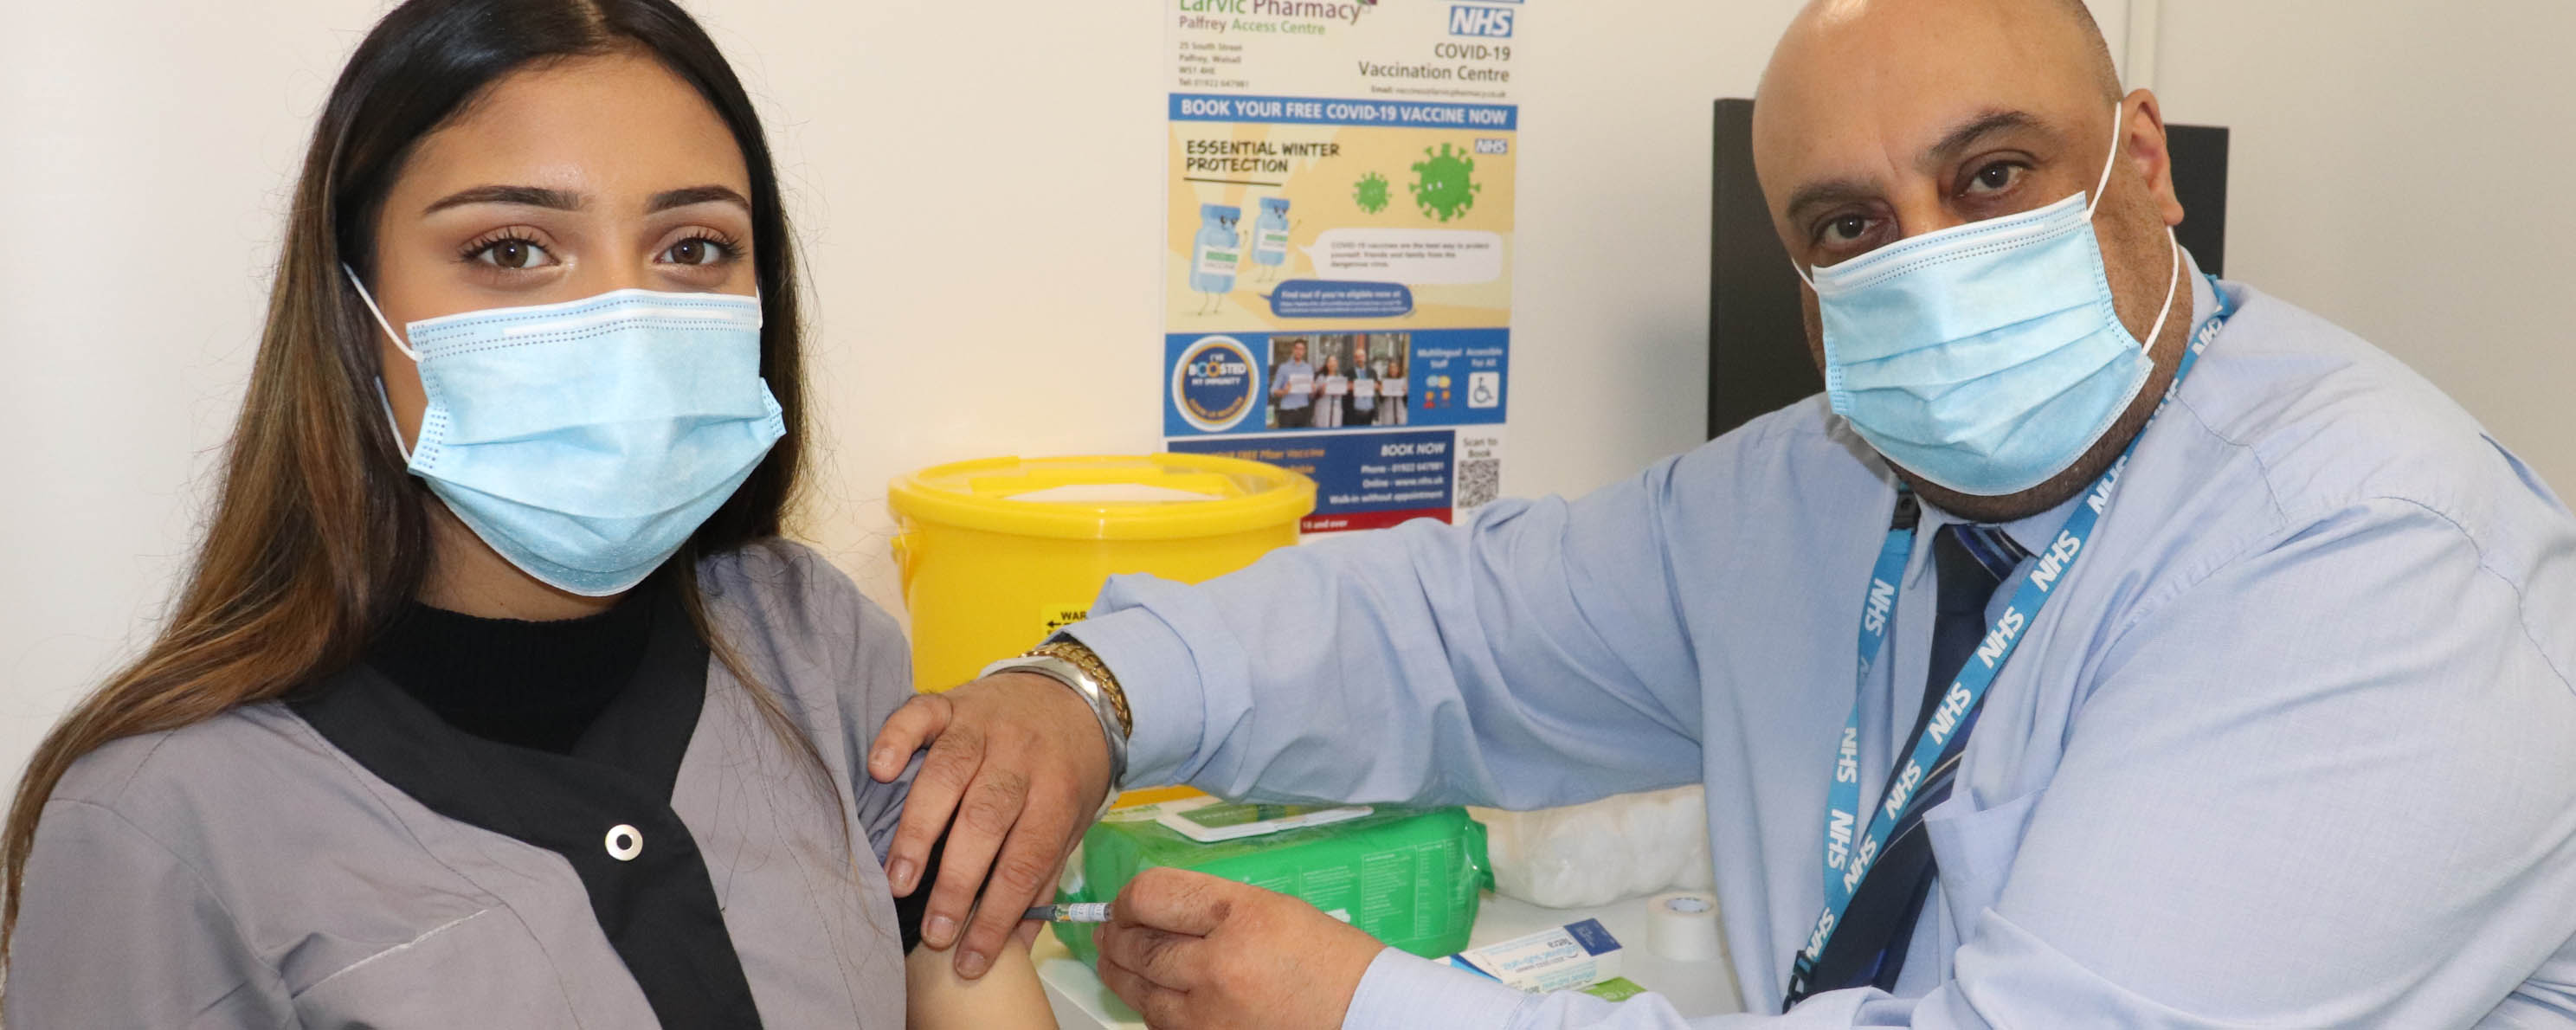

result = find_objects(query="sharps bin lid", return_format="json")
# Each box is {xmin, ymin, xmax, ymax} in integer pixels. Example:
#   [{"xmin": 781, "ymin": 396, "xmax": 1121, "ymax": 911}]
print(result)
[{"xmin": 887, "ymin": 454, "xmax": 1316, "ymax": 541}]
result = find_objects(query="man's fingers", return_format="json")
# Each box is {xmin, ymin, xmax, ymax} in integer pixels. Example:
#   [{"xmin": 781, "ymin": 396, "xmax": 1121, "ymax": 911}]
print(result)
[
  {"xmin": 1003, "ymin": 848, "xmax": 1071, "ymax": 950},
  {"xmin": 1097, "ymin": 917, "xmax": 1204, "ymax": 991},
  {"xmin": 1098, "ymin": 951, "xmax": 1191, "ymax": 1027},
  {"xmin": 918, "ymin": 770, "xmax": 1017, "ymax": 957},
  {"xmin": 924, "ymin": 756, "xmax": 1034, "ymax": 969},
  {"xmin": 1112, "ymin": 867, "xmax": 1239, "ymax": 938},
  {"xmin": 1096, "ymin": 951, "xmax": 1150, "ymax": 1001},
  {"xmin": 956, "ymin": 804, "xmax": 1072, "ymax": 972},
  {"xmin": 879, "ymin": 707, "xmax": 979, "ymax": 898},
  {"xmin": 867, "ymin": 692, "xmax": 952, "ymax": 782}
]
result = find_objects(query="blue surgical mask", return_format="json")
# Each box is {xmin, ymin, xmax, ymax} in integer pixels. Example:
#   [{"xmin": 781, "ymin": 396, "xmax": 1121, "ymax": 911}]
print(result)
[
  {"xmin": 347, "ymin": 268, "xmax": 785, "ymax": 595},
  {"xmin": 1801, "ymin": 106, "xmax": 2181, "ymax": 497}
]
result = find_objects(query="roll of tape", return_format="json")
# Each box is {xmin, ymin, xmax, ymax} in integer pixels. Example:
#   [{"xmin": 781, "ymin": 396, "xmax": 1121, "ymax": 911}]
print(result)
[{"xmin": 1646, "ymin": 891, "xmax": 1722, "ymax": 962}]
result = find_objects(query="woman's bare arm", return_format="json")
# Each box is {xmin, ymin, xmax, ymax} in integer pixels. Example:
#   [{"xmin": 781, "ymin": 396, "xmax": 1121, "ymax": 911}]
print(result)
[{"xmin": 906, "ymin": 935, "xmax": 1057, "ymax": 1030}]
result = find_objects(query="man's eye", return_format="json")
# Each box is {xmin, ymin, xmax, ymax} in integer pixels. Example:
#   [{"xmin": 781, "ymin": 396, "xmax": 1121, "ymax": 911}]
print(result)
[
  {"xmin": 1965, "ymin": 162, "xmax": 2025, "ymax": 196},
  {"xmin": 1824, "ymin": 216, "xmax": 1872, "ymax": 244},
  {"xmin": 470, "ymin": 238, "xmax": 553, "ymax": 269}
]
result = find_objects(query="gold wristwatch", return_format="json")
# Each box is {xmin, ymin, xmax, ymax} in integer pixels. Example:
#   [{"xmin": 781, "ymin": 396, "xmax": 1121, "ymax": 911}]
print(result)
[{"xmin": 981, "ymin": 638, "xmax": 1132, "ymax": 808}]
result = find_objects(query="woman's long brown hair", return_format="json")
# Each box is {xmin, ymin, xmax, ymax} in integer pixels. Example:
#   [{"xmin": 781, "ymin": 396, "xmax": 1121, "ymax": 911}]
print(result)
[{"xmin": 1, "ymin": 0, "xmax": 835, "ymax": 966}]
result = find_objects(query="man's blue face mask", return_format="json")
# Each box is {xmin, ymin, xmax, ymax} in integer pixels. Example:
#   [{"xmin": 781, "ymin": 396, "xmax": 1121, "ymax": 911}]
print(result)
[
  {"xmin": 347, "ymin": 267, "xmax": 785, "ymax": 595},
  {"xmin": 1800, "ymin": 106, "xmax": 2182, "ymax": 498}
]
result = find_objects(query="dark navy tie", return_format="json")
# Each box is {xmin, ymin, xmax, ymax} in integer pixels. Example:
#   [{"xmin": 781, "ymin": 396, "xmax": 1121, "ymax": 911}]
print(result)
[{"xmin": 1801, "ymin": 523, "xmax": 2026, "ymax": 996}]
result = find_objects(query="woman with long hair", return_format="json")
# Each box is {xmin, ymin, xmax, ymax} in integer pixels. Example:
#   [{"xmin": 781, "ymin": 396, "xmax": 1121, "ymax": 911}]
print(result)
[
  {"xmin": 1, "ymin": 2, "xmax": 1049, "ymax": 1026},
  {"xmin": 1313, "ymin": 351, "xmax": 1347, "ymax": 428}
]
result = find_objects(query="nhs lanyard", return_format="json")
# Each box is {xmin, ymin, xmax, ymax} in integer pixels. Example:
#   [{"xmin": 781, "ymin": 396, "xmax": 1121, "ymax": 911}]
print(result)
[{"xmin": 1794, "ymin": 278, "xmax": 2236, "ymax": 985}]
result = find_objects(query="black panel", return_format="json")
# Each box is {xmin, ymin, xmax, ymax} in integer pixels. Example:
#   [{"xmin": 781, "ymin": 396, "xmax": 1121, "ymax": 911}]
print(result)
[
  {"xmin": 1708, "ymin": 100, "xmax": 2231, "ymax": 441},
  {"xmin": 1708, "ymin": 99, "xmax": 1807, "ymax": 444},
  {"xmin": 2166, "ymin": 123, "xmax": 2229, "ymax": 279}
]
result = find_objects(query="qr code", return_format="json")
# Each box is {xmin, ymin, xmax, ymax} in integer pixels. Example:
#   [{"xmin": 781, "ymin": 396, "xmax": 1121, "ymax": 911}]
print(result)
[{"xmin": 1455, "ymin": 459, "xmax": 1501, "ymax": 510}]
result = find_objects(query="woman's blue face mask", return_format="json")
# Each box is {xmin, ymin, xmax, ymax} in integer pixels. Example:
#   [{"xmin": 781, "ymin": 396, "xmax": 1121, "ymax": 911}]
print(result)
[
  {"xmin": 1800, "ymin": 106, "xmax": 2181, "ymax": 498},
  {"xmin": 349, "ymin": 267, "xmax": 783, "ymax": 595}
]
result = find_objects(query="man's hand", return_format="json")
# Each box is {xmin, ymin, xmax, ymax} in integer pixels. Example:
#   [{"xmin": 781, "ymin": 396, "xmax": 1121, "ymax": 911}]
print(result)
[
  {"xmin": 867, "ymin": 672, "xmax": 1113, "ymax": 979},
  {"xmin": 1095, "ymin": 867, "xmax": 1387, "ymax": 1030}
]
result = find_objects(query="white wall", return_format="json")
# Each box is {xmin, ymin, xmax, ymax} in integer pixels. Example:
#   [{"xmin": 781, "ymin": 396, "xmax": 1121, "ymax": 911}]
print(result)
[
  {"xmin": 2148, "ymin": 0, "xmax": 2576, "ymax": 488},
  {"xmin": 1, "ymin": 0, "xmax": 2563, "ymax": 804},
  {"xmin": 3, "ymin": 3, "xmax": 367, "ymax": 794}
]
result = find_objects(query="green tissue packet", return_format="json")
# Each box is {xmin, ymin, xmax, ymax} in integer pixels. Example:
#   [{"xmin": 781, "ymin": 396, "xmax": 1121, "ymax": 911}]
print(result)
[{"xmin": 1054, "ymin": 801, "xmax": 1493, "ymax": 969}]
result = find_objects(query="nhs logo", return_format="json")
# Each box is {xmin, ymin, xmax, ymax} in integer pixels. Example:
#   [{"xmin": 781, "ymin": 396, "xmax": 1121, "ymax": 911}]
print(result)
[{"xmin": 1450, "ymin": 5, "xmax": 1514, "ymax": 37}]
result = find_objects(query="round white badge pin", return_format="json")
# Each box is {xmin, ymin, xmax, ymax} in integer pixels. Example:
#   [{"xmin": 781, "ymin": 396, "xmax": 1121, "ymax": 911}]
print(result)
[{"xmin": 605, "ymin": 824, "xmax": 643, "ymax": 861}]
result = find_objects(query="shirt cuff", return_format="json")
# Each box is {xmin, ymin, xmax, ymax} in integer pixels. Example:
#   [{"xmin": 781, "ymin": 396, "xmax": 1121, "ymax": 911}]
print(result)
[
  {"xmin": 1059, "ymin": 602, "xmax": 1205, "ymax": 789},
  {"xmin": 1343, "ymin": 947, "xmax": 1530, "ymax": 1030}
]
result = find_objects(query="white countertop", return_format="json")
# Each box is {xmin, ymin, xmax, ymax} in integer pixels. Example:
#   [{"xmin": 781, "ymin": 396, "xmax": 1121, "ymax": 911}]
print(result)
[{"xmin": 1036, "ymin": 891, "xmax": 1748, "ymax": 1028}]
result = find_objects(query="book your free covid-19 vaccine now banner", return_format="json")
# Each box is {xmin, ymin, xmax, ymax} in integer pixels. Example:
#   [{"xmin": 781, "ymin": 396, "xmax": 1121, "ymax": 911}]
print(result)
[{"xmin": 1159, "ymin": 0, "xmax": 1523, "ymax": 533}]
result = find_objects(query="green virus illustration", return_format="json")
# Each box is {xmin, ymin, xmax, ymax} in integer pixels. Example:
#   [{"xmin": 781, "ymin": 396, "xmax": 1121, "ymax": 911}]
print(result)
[
  {"xmin": 1408, "ymin": 144, "xmax": 1481, "ymax": 222},
  {"xmin": 1353, "ymin": 171, "xmax": 1392, "ymax": 214}
]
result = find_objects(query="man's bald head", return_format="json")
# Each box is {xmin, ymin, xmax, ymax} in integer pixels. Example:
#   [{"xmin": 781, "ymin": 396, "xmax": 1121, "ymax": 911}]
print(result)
[
  {"xmin": 2050, "ymin": 0, "xmax": 2122, "ymax": 101},
  {"xmin": 1751, "ymin": 0, "xmax": 2154, "ymax": 268},
  {"xmin": 1768, "ymin": 0, "xmax": 2120, "ymax": 113}
]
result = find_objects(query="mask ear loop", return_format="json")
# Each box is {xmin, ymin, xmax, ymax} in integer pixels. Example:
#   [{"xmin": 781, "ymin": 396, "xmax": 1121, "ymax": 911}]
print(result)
[
  {"xmin": 341, "ymin": 263, "xmax": 419, "ymax": 362},
  {"xmin": 2136, "ymin": 226, "xmax": 2182, "ymax": 353},
  {"xmin": 341, "ymin": 263, "xmax": 421, "ymax": 463},
  {"xmin": 2084, "ymin": 101, "xmax": 2127, "ymax": 221},
  {"xmin": 2087, "ymin": 106, "xmax": 2185, "ymax": 351}
]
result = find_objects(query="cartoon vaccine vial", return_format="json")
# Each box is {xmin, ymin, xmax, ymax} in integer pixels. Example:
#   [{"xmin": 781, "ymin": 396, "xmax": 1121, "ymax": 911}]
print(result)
[
  {"xmin": 1250, "ymin": 197, "xmax": 1291, "ymax": 281},
  {"xmin": 1190, "ymin": 203, "xmax": 1242, "ymax": 315}
]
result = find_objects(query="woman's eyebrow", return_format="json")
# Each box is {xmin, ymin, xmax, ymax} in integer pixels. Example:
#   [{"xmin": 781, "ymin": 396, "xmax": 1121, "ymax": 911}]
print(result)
[
  {"xmin": 647, "ymin": 184, "xmax": 751, "ymax": 213},
  {"xmin": 422, "ymin": 184, "xmax": 586, "ymax": 215}
]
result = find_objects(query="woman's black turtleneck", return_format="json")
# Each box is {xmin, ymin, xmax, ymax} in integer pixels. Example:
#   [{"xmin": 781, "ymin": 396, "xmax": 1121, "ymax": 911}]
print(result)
[
  {"xmin": 365, "ymin": 577, "xmax": 661, "ymax": 755},
  {"xmin": 355, "ymin": 575, "xmax": 945, "ymax": 953}
]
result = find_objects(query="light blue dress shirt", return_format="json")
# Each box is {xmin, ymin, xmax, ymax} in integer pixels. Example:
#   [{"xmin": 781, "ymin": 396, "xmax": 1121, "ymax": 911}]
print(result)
[
  {"xmin": 1277, "ymin": 358, "xmax": 1317, "ymax": 410},
  {"xmin": 1066, "ymin": 265, "xmax": 2576, "ymax": 1027}
]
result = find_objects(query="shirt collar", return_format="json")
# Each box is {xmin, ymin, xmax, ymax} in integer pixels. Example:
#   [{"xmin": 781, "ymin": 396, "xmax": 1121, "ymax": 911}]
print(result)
[
  {"xmin": 1994, "ymin": 487, "xmax": 2085, "ymax": 557},
  {"xmin": 2180, "ymin": 247, "xmax": 2218, "ymax": 341}
]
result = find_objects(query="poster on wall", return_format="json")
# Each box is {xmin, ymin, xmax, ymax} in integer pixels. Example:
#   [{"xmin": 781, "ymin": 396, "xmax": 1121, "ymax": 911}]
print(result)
[{"xmin": 1159, "ymin": 0, "xmax": 1523, "ymax": 534}]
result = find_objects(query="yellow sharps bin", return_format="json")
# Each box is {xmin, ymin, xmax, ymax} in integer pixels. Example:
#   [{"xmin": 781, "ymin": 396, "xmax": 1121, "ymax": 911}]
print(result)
[{"xmin": 887, "ymin": 454, "xmax": 1315, "ymax": 694}]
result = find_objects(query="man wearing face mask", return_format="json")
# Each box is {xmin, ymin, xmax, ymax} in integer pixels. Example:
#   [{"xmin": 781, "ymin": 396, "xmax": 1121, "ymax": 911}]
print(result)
[{"xmin": 873, "ymin": 1, "xmax": 2576, "ymax": 1026}]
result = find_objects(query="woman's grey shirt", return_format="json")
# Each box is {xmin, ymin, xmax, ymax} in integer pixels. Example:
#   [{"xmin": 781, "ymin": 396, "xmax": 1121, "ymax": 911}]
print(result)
[{"xmin": 8, "ymin": 542, "xmax": 920, "ymax": 1028}]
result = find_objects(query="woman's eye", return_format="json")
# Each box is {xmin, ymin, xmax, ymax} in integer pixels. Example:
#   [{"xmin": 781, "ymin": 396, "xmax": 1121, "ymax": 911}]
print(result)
[
  {"xmin": 660, "ymin": 236, "xmax": 732, "ymax": 267},
  {"xmin": 1965, "ymin": 162, "xmax": 2025, "ymax": 196},
  {"xmin": 470, "ymin": 237, "xmax": 552, "ymax": 269}
]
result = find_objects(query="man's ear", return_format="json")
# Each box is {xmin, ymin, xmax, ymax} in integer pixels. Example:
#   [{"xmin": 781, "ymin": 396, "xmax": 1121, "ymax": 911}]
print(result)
[{"xmin": 2124, "ymin": 89, "xmax": 2186, "ymax": 227}]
